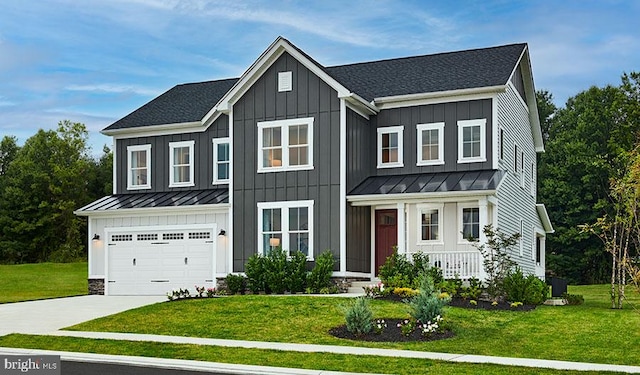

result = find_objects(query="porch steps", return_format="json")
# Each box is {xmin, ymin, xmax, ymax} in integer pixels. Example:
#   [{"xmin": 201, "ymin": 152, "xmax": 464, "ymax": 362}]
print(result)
[{"xmin": 346, "ymin": 281, "xmax": 376, "ymax": 295}]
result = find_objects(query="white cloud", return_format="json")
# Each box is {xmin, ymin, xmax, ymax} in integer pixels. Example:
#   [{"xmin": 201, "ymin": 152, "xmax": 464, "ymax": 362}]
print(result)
[{"xmin": 65, "ymin": 84, "xmax": 161, "ymax": 97}]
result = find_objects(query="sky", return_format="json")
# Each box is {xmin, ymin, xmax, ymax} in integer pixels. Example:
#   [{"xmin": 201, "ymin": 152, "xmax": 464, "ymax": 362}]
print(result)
[{"xmin": 1, "ymin": 0, "xmax": 638, "ymax": 155}]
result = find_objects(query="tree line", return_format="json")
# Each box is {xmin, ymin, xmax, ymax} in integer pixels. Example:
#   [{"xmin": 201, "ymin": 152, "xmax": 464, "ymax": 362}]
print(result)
[
  {"xmin": 0, "ymin": 121, "xmax": 111, "ymax": 263},
  {"xmin": 0, "ymin": 73, "xmax": 639, "ymax": 287}
]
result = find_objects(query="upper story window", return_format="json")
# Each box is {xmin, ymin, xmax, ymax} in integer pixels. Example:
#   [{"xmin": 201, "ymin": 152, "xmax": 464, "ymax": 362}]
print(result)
[
  {"xmin": 499, "ymin": 128, "xmax": 505, "ymax": 160},
  {"xmin": 169, "ymin": 140, "xmax": 195, "ymax": 187},
  {"xmin": 377, "ymin": 126, "xmax": 404, "ymax": 168},
  {"xmin": 457, "ymin": 119, "xmax": 486, "ymax": 163},
  {"xmin": 257, "ymin": 200, "xmax": 314, "ymax": 259},
  {"xmin": 417, "ymin": 204, "xmax": 443, "ymax": 243},
  {"xmin": 416, "ymin": 123, "xmax": 444, "ymax": 166},
  {"xmin": 127, "ymin": 144, "xmax": 151, "ymax": 190},
  {"xmin": 212, "ymin": 138, "xmax": 230, "ymax": 184},
  {"xmin": 257, "ymin": 118, "xmax": 314, "ymax": 173},
  {"xmin": 530, "ymin": 162, "xmax": 536, "ymax": 197},
  {"xmin": 520, "ymin": 151, "xmax": 525, "ymax": 188},
  {"xmin": 514, "ymin": 144, "xmax": 519, "ymax": 172}
]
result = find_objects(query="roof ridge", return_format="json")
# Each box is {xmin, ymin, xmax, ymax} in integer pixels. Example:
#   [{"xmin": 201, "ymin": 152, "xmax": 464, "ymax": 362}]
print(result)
[{"xmin": 175, "ymin": 77, "xmax": 239, "ymax": 87}]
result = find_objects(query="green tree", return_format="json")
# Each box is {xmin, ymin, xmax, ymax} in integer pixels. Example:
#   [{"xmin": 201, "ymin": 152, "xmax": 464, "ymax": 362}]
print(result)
[
  {"xmin": 0, "ymin": 136, "xmax": 19, "ymax": 176},
  {"xmin": 539, "ymin": 73, "xmax": 640, "ymax": 283},
  {"xmin": 0, "ymin": 121, "xmax": 94, "ymax": 263}
]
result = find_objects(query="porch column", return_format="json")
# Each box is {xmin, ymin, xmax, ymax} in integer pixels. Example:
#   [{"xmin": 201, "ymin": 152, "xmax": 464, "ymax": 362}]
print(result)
[
  {"xmin": 397, "ymin": 203, "xmax": 406, "ymax": 256},
  {"xmin": 478, "ymin": 198, "xmax": 489, "ymax": 281}
]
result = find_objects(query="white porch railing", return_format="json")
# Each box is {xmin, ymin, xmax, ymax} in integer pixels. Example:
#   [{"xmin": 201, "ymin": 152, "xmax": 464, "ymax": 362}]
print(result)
[{"xmin": 421, "ymin": 251, "xmax": 484, "ymax": 280}]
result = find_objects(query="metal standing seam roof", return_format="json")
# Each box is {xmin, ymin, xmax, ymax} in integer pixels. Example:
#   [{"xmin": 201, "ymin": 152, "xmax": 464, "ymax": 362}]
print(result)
[
  {"xmin": 348, "ymin": 170, "xmax": 505, "ymax": 196},
  {"xmin": 103, "ymin": 42, "xmax": 526, "ymax": 131},
  {"xmin": 76, "ymin": 189, "xmax": 229, "ymax": 212}
]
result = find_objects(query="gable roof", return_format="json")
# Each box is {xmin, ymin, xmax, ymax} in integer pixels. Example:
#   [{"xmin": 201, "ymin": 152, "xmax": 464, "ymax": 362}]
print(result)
[{"xmin": 102, "ymin": 38, "xmax": 528, "ymax": 133}]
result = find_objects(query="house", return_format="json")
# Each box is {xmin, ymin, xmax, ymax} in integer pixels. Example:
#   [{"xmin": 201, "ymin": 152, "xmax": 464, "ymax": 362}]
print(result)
[{"xmin": 75, "ymin": 37, "xmax": 554, "ymax": 295}]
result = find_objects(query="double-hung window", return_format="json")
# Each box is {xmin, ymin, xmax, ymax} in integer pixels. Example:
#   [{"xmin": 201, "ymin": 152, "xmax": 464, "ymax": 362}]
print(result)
[
  {"xmin": 416, "ymin": 123, "xmax": 444, "ymax": 166},
  {"xmin": 417, "ymin": 204, "xmax": 443, "ymax": 243},
  {"xmin": 460, "ymin": 205, "xmax": 480, "ymax": 241},
  {"xmin": 257, "ymin": 200, "xmax": 314, "ymax": 259},
  {"xmin": 169, "ymin": 141, "xmax": 195, "ymax": 187},
  {"xmin": 457, "ymin": 119, "xmax": 486, "ymax": 163},
  {"xmin": 257, "ymin": 118, "xmax": 313, "ymax": 172},
  {"xmin": 212, "ymin": 138, "xmax": 230, "ymax": 184},
  {"xmin": 377, "ymin": 126, "xmax": 404, "ymax": 168},
  {"xmin": 127, "ymin": 144, "xmax": 151, "ymax": 190}
]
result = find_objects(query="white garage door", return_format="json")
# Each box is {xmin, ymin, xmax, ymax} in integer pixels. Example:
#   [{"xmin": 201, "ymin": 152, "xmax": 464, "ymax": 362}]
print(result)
[{"xmin": 106, "ymin": 227, "xmax": 216, "ymax": 295}]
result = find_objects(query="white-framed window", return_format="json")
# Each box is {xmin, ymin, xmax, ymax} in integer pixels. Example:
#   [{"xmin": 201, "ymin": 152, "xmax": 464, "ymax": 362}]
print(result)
[
  {"xmin": 278, "ymin": 71, "xmax": 292, "ymax": 92},
  {"xmin": 257, "ymin": 200, "xmax": 314, "ymax": 259},
  {"xmin": 530, "ymin": 162, "xmax": 536, "ymax": 197},
  {"xmin": 499, "ymin": 127, "xmax": 505, "ymax": 160},
  {"xmin": 169, "ymin": 140, "xmax": 195, "ymax": 187},
  {"xmin": 457, "ymin": 119, "xmax": 486, "ymax": 163},
  {"xmin": 459, "ymin": 204, "xmax": 480, "ymax": 242},
  {"xmin": 257, "ymin": 117, "xmax": 313, "ymax": 172},
  {"xmin": 377, "ymin": 126, "xmax": 404, "ymax": 168},
  {"xmin": 514, "ymin": 144, "xmax": 519, "ymax": 172},
  {"xmin": 520, "ymin": 151, "xmax": 525, "ymax": 188},
  {"xmin": 212, "ymin": 138, "xmax": 230, "ymax": 184},
  {"xmin": 417, "ymin": 204, "xmax": 443, "ymax": 244},
  {"xmin": 416, "ymin": 123, "xmax": 444, "ymax": 166},
  {"xmin": 519, "ymin": 219, "xmax": 524, "ymax": 256},
  {"xmin": 127, "ymin": 144, "xmax": 151, "ymax": 190}
]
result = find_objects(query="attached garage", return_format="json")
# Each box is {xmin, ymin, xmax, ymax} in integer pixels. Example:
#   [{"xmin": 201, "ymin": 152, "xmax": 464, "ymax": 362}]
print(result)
[{"xmin": 106, "ymin": 226, "xmax": 216, "ymax": 295}]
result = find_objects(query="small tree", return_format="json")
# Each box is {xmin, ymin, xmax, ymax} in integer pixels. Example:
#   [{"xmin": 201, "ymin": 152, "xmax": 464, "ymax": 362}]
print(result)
[{"xmin": 473, "ymin": 225, "xmax": 520, "ymax": 301}]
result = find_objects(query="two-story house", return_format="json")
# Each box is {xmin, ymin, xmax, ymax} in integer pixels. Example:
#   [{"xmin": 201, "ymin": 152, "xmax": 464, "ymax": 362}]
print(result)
[{"xmin": 76, "ymin": 37, "xmax": 553, "ymax": 295}]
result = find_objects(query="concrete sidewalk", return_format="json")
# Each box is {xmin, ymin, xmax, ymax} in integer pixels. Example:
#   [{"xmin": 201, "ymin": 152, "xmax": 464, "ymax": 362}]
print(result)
[{"xmin": 43, "ymin": 330, "xmax": 640, "ymax": 373}]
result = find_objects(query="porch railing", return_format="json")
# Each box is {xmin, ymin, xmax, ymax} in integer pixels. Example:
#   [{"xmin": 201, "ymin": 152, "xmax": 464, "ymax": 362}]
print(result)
[{"xmin": 415, "ymin": 251, "xmax": 484, "ymax": 280}]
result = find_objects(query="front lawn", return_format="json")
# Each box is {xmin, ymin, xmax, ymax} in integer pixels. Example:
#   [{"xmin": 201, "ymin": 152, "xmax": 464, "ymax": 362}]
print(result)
[
  {"xmin": 64, "ymin": 284, "xmax": 640, "ymax": 366},
  {"xmin": 0, "ymin": 262, "xmax": 87, "ymax": 303}
]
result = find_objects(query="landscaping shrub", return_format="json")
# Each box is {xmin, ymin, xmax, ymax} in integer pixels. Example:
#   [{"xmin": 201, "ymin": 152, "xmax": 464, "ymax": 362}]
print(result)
[
  {"xmin": 460, "ymin": 277, "xmax": 483, "ymax": 300},
  {"xmin": 503, "ymin": 268, "xmax": 549, "ymax": 305},
  {"xmin": 562, "ymin": 292, "xmax": 585, "ymax": 305},
  {"xmin": 286, "ymin": 250, "xmax": 308, "ymax": 293},
  {"xmin": 392, "ymin": 287, "xmax": 419, "ymax": 298},
  {"xmin": 225, "ymin": 273, "xmax": 246, "ymax": 295},
  {"xmin": 307, "ymin": 250, "xmax": 334, "ymax": 293},
  {"xmin": 264, "ymin": 247, "xmax": 288, "ymax": 294},
  {"xmin": 245, "ymin": 253, "xmax": 268, "ymax": 293},
  {"xmin": 344, "ymin": 296, "xmax": 373, "ymax": 336},
  {"xmin": 407, "ymin": 274, "xmax": 450, "ymax": 323},
  {"xmin": 378, "ymin": 249, "xmax": 442, "ymax": 289},
  {"xmin": 474, "ymin": 225, "xmax": 519, "ymax": 300}
]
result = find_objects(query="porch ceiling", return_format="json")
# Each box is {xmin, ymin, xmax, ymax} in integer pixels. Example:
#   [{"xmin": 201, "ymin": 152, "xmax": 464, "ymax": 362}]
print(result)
[{"xmin": 348, "ymin": 170, "xmax": 505, "ymax": 197}]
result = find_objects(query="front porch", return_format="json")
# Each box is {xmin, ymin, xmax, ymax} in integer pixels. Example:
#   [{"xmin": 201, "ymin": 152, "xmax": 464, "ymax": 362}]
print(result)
[{"xmin": 407, "ymin": 249, "xmax": 485, "ymax": 280}]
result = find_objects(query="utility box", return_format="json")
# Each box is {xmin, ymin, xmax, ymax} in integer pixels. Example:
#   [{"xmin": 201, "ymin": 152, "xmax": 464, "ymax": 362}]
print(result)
[{"xmin": 547, "ymin": 277, "xmax": 567, "ymax": 298}]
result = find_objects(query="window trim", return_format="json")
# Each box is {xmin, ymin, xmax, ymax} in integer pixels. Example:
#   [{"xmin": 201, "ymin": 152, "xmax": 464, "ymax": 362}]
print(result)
[
  {"xmin": 212, "ymin": 138, "xmax": 230, "ymax": 184},
  {"xmin": 126, "ymin": 144, "xmax": 151, "ymax": 190},
  {"xmin": 458, "ymin": 203, "xmax": 480, "ymax": 243},
  {"xmin": 520, "ymin": 151, "xmax": 525, "ymax": 188},
  {"xmin": 257, "ymin": 117, "xmax": 314, "ymax": 173},
  {"xmin": 417, "ymin": 203, "xmax": 444, "ymax": 245},
  {"xmin": 457, "ymin": 119, "xmax": 487, "ymax": 163},
  {"xmin": 519, "ymin": 219, "xmax": 525, "ymax": 256},
  {"xmin": 377, "ymin": 125, "xmax": 404, "ymax": 168},
  {"xmin": 257, "ymin": 200, "xmax": 314, "ymax": 260},
  {"xmin": 169, "ymin": 140, "xmax": 195, "ymax": 188},
  {"xmin": 530, "ymin": 162, "xmax": 536, "ymax": 197},
  {"xmin": 416, "ymin": 122, "xmax": 445, "ymax": 166}
]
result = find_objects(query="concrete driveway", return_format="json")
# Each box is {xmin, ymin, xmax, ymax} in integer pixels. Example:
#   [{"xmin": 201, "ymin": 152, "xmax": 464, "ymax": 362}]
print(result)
[{"xmin": 0, "ymin": 295, "xmax": 166, "ymax": 336}]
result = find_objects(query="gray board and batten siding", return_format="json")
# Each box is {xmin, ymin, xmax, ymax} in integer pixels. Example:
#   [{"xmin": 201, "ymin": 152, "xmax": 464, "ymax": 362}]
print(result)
[
  {"xmin": 232, "ymin": 52, "xmax": 342, "ymax": 272},
  {"xmin": 115, "ymin": 115, "xmax": 229, "ymax": 194}
]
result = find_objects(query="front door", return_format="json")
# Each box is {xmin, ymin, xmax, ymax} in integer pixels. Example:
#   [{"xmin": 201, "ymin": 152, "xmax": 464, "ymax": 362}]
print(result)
[{"xmin": 375, "ymin": 209, "xmax": 397, "ymax": 275}]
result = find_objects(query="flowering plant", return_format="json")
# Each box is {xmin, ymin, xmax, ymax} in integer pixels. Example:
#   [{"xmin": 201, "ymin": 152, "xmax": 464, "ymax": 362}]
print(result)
[
  {"xmin": 363, "ymin": 282, "xmax": 385, "ymax": 298},
  {"xmin": 396, "ymin": 319, "xmax": 415, "ymax": 336},
  {"xmin": 373, "ymin": 319, "xmax": 387, "ymax": 334},
  {"xmin": 206, "ymin": 287, "xmax": 216, "ymax": 298},
  {"xmin": 419, "ymin": 315, "xmax": 443, "ymax": 337},
  {"xmin": 510, "ymin": 301, "xmax": 523, "ymax": 308}
]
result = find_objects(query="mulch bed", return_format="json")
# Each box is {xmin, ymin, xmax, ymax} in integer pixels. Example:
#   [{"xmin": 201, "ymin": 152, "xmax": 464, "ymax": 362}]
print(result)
[
  {"xmin": 329, "ymin": 319, "xmax": 455, "ymax": 342},
  {"xmin": 448, "ymin": 297, "xmax": 537, "ymax": 311}
]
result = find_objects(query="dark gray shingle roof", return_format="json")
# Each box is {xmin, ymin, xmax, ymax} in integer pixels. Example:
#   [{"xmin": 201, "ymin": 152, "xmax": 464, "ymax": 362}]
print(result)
[{"xmin": 104, "ymin": 43, "xmax": 526, "ymax": 131}]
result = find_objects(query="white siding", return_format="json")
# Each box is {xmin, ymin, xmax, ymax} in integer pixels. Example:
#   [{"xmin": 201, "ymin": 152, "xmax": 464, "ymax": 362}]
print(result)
[
  {"xmin": 88, "ymin": 209, "xmax": 229, "ymax": 278},
  {"xmin": 496, "ymin": 84, "xmax": 545, "ymax": 275}
]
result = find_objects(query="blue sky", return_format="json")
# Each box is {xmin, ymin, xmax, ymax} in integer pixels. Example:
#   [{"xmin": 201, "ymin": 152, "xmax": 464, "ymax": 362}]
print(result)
[{"xmin": 1, "ymin": 0, "xmax": 638, "ymax": 154}]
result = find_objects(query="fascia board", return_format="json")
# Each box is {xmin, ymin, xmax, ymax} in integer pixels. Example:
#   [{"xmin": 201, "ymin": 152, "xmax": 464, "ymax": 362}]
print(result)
[
  {"xmin": 536, "ymin": 204, "xmax": 555, "ymax": 233},
  {"xmin": 102, "ymin": 121, "xmax": 204, "ymax": 138},
  {"xmin": 373, "ymin": 86, "xmax": 506, "ymax": 110},
  {"xmin": 510, "ymin": 46, "xmax": 545, "ymax": 153},
  {"xmin": 347, "ymin": 190, "xmax": 496, "ymax": 206}
]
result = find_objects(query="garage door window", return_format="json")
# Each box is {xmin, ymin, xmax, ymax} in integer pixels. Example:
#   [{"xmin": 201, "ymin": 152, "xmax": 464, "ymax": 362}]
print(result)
[{"xmin": 258, "ymin": 200, "xmax": 313, "ymax": 259}]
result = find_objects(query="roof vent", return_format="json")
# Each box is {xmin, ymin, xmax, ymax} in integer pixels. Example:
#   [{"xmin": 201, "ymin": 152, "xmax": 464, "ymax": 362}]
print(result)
[{"xmin": 278, "ymin": 71, "xmax": 292, "ymax": 92}]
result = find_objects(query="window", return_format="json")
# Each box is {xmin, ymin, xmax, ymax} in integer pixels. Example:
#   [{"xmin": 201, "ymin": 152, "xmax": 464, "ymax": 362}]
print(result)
[
  {"xmin": 457, "ymin": 119, "xmax": 486, "ymax": 163},
  {"xmin": 514, "ymin": 144, "xmax": 519, "ymax": 172},
  {"xmin": 416, "ymin": 123, "xmax": 444, "ymax": 166},
  {"xmin": 212, "ymin": 138, "xmax": 230, "ymax": 184},
  {"xmin": 169, "ymin": 141, "xmax": 195, "ymax": 187},
  {"xmin": 257, "ymin": 118, "xmax": 313, "ymax": 172},
  {"xmin": 499, "ymin": 128, "xmax": 505, "ymax": 160},
  {"xmin": 417, "ymin": 204, "xmax": 442, "ymax": 243},
  {"xmin": 127, "ymin": 144, "xmax": 151, "ymax": 190},
  {"xmin": 535, "ymin": 235, "xmax": 542, "ymax": 264},
  {"xmin": 258, "ymin": 201, "xmax": 314, "ymax": 258},
  {"xmin": 461, "ymin": 206, "xmax": 480, "ymax": 241},
  {"xmin": 519, "ymin": 219, "xmax": 524, "ymax": 256},
  {"xmin": 520, "ymin": 151, "xmax": 525, "ymax": 188},
  {"xmin": 278, "ymin": 71, "xmax": 292, "ymax": 92},
  {"xmin": 530, "ymin": 163, "xmax": 536, "ymax": 197},
  {"xmin": 377, "ymin": 126, "xmax": 404, "ymax": 168}
]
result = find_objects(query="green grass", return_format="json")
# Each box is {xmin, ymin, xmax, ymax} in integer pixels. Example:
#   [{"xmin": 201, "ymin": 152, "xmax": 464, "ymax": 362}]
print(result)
[
  {"xmin": 0, "ymin": 334, "xmax": 620, "ymax": 375},
  {"xmin": 64, "ymin": 285, "xmax": 640, "ymax": 366},
  {"xmin": 0, "ymin": 262, "xmax": 87, "ymax": 303}
]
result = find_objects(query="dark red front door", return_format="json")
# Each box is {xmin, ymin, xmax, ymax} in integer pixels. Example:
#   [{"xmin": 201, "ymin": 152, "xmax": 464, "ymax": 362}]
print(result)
[{"xmin": 375, "ymin": 209, "xmax": 397, "ymax": 275}]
